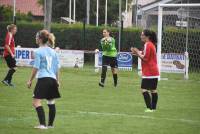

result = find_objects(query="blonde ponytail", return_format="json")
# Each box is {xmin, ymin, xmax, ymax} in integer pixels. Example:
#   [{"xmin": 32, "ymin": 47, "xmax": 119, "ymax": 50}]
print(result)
[
  {"xmin": 48, "ymin": 33, "xmax": 55, "ymax": 48},
  {"xmin": 37, "ymin": 30, "xmax": 56, "ymax": 48},
  {"xmin": 7, "ymin": 24, "xmax": 16, "ymax": 32}
]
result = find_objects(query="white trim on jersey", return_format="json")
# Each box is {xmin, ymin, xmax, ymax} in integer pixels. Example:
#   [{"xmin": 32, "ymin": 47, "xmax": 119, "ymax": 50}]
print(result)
[
  {"xmin": 8, "ymin": 33, "xmax": 12, "ymax": 45},
  {"xmin": 143, "ymin": 43, "xmax": 147, "ymax": 56},
  {"xmin": 142, "ymin": 76, "xmax": 160, "ymax": 79}
]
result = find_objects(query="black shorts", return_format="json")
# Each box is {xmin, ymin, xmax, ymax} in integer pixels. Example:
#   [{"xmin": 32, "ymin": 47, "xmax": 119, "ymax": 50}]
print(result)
[
  {"xmin": 141, "ymin": 78, "xmax": 158, "ymax": 90},
  {"xmin": 33, "ymin": 77, "xmax": 61, "ymax": 100},
  {"xmin": 4, "ymin": 55, "xmax": 16, "ymax": 68},
  {"xmin": 102, "ymin": 55, "xmax": 118, "ymax": 68}
]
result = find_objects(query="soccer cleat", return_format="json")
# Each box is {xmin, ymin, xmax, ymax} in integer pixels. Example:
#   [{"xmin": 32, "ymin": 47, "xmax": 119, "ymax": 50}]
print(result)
[
  {"xmin": 2, "ymin": 80, "xmax": 9, "ymax": 86},
  {"xmin": 144, "ymin": 108, "xmax": 154, "ymax": 113},
  {"xmin": 8, "ymin": 83, "xmax": 15, "ymax": 87},
  {"xmin": 114, "ymin": 83, "xmax": 117, "ymax": 87},
  {"xmin": 99, "ymin": 82, "xmax": 104, "ymax": 87},
  {"xmin": 34, "ymin": 125, "xmax": 48, "ymax": 129},
  {"xmin": 47, "ymin": 126, "xmax": 54, "ymax": 129}
]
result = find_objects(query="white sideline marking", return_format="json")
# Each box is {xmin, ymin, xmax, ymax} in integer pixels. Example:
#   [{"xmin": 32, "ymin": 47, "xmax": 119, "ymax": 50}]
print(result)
[
  {"xmin": 0, "ymin": 110, "xmax": 199, "ymax": 125},
  {"xmin": 77, "ymin": 111, "xmax": 200, "ymax": 124}
]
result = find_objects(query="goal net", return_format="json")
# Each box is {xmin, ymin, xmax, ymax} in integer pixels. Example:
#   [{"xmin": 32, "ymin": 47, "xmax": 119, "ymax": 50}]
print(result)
[{"xmin": 157, "ymin": 3, "xmax": 200, "ymax": 80}]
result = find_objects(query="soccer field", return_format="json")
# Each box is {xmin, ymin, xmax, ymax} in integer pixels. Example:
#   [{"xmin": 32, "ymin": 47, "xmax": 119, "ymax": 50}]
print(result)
[{"xmin": 0, "ymin": 62, "xmax": 200, "ymax": 134}]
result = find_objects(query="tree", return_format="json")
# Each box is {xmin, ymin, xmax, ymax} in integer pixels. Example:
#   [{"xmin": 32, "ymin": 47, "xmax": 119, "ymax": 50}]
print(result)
[
  {"xmin": 0, "ymin": 5, "xmax": 13, "ymax": 22},
  {"xmin": 0, "ymin": 5, "xmax": 32, "ymax": 22}
]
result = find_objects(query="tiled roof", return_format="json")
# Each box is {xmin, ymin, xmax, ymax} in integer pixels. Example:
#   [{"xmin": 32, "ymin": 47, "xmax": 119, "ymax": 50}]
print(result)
[{"xmin": 0, "ymin": 0, "xmax": 44, "ymax": 16}]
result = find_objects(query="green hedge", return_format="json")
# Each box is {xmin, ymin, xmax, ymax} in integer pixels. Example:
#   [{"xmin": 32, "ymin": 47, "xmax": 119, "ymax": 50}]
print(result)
[
  {"xmin": 0, "ymin": 22, "xmax": 199, "ymax": 69},
  {"xmin": 0, "ymin": 22, "xmax": 142, "ymax": 51},
  {"xmin": 0, "ymin": 22, "xmax": 142, "ymax": 63}
]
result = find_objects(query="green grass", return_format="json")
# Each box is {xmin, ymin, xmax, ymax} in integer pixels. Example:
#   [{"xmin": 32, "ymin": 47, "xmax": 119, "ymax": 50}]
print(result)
[{"xmin": 0, "ymin": 62, "xmax": 200, "ymax": 134}]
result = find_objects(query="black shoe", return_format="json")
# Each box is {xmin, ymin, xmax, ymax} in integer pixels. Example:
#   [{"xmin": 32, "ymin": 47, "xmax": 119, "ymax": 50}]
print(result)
[
  {"xmin": 99, "ymin": 82, "xmax": 104, "ymax": 87},
  {"xmin": 114, "ymin": 83, "xmax": 117, "ymax": 87}
]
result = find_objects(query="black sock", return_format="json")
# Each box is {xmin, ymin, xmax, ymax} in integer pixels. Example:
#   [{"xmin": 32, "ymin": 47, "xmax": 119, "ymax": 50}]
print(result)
[
  {"xmin": 4, "ymin": 69, "xmax": 15, "ymax": 83},
  {"xmin": 48, "ymin": 104, "xmax": 56, "ymax": 126},
  {"xmin": 101, "ymin": 66, "xmax": 107, "ymax": 84},
  {"xmin": 151, "ymin": 92, "xmax": 158, "ymax": 110},
  {"xmin": 113, "ymin": 74, "xmax": 118, "ymax": 86},
  {"xmin": 35, "ymin": 106, "xmax": 46, "ymax": 126},
  {"xmin": 142, "ymin": 91, "xmax": 151, "ymax": 109}
]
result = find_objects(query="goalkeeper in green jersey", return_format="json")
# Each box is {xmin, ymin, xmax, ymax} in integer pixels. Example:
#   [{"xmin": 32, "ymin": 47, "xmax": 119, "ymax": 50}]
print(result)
[{"xmin": 95, "ymin": 29, "xmax": 118, "ymax": 87}]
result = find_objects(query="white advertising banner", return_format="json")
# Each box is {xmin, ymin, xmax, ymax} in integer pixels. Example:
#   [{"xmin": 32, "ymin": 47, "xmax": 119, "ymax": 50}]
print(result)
[
  {"xmin": 95, "ymin": 52, "xmax": 133, "ymax": 71},
  {"xmin": 56, "ymin": 50, "xmax": 84, "ymax": 68},
  {"xmin": 15, "ymin": 48, "xmax": 84, "ymax": 68},
  {"xmin": 138, "ymin": 53, "xmax": 188, "ymax": 74},
  {"xmin": 15, "ymin": 48, "xmax": 35, "ymax": 67},
  {"xmin": 161, "ymin": 53, "xmax": 186, "ymax": 73}
]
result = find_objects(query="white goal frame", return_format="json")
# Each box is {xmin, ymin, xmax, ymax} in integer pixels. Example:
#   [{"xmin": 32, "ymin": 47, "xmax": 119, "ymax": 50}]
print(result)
[{"xmin": 157, "ymin": 3, "xmax": 200, "ymax": 80}]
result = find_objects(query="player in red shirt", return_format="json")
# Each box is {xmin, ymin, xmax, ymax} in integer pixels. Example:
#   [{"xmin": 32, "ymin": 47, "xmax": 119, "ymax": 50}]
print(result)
[
  {"xmin": 2, "ymin": 24, "xmax": 17, "ymax": 86},
  {"xmin": 131, "ymin": 29, "xmax": 159, "ymax": 112}
]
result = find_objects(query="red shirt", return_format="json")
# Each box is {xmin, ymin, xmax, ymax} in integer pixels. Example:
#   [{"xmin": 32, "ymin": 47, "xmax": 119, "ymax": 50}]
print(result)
[
  {"xmin": 141, "ymin": 41, "xmax": 159, "ymax": 78},
  {"xmin": 3, "ymin": 32, "xmax": 15, "ymax": 57}
]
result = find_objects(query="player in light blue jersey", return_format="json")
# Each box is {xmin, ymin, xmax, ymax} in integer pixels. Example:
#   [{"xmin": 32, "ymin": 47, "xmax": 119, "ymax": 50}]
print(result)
[{"xmin": 27, "ymin": 30, "xmax": 61, "ymax": 129}]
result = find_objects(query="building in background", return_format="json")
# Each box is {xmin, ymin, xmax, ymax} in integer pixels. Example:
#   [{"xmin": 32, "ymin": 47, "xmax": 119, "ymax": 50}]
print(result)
[
  {"xmin": 133, "ymin": 0, "xmax": 200, "ymax": 28},
  {"xmin": 0, "ymin": 0, "xmax": 44, "ymax": 20}
]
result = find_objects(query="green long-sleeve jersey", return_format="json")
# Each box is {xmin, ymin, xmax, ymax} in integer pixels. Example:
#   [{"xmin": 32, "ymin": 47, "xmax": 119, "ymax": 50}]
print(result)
[{"xmin": 100, "ymin": 37, "xmax": 117, "ymax": 57}]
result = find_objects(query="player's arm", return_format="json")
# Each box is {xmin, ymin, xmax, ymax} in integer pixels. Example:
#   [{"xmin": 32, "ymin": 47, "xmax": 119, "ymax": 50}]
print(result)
[
  {"xmin": 100, "ymin": 37, "xmax": 112, "ymax": 51},
  {"xmin": 109, "ymin": 38, "xmax": 115, "ymax": 50},
  {"xmin": 5, "ymin": 45, "xmax": 14, "ymax": 57},
  {"xmin": 5, "ymin": 34, "xmax": 14, "ymax": 58},
  {"xmin": 27, "ymin": 52, "xmax": 40, "ymax": 88},
  {"xmin": 56, "ymin": 70, "xmax": 60, "ymax": 88},
  {"xmin": 130, "ymin": 47, "xmax": 136, "ymax": 55},
  {"xmin": 131, "ymin": 46, "xmax": 150, "ymax": 61},
  {"xmin": 56, "ymin": 53, "xmax": 61, "ymax": 87},
  {"xmin": 131, "ymin": 47, "xmax": 145, "ymax": 59},
  {"xmin": 141, "ymin": 44, "xmax": 151, "ymax": 61},
  {"xmin": 95, "ymin": 40, "xmax": 103, "ymax": 53},
  {"xmin": 136, "ymin": 49, "xmax": 145, "ymax": 60},
  {"xmin": 98, "ymin": 42, "xmax": 103, "ymax": 51},
  {"xmin": 56, "ymin": 71, "xmax": 59, "ymax": 83},
  {"xmin": 27, "ymin": 68, "xmax": 38, "ymax": 88}
]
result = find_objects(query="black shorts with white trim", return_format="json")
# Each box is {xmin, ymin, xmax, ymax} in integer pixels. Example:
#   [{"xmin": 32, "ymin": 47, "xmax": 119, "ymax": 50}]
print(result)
[
  {"xmin": 141, "ymin": 78, "xmax": 158, "ymax": 90},
  {"xmin": 102, "ymin": 55, "xmax": 118, "ymax": 68}
]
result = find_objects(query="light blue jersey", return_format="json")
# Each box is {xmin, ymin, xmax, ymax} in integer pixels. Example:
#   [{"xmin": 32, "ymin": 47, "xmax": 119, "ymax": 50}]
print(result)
[{"xmin": 33, "ymin": 46, "xmax": 60, "ymax": 80}]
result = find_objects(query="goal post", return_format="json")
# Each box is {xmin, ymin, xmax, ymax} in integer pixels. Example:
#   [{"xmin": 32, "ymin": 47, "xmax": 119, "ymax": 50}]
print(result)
[{"xmin": 157, "ymin": 3, "xmax": 200, "ymax": 80}]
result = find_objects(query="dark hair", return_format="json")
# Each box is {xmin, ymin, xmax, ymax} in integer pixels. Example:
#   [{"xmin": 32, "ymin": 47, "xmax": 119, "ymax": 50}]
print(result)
[
  {"xmin": 103, "ymin": 28, "xmax": 112, "ymax": 36},
  {"xmin": 143, "ymin": 29, "xmax": 157, "ymax": 44},
  {"xmin": 103, "ymin": 28, "xmax": 111, "ymax": 33},
  {"xmin": 37, "ymin": 30, "xmax": 55, "ymax": 48}
]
